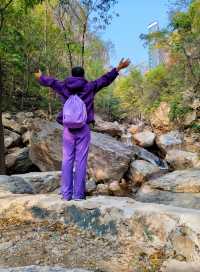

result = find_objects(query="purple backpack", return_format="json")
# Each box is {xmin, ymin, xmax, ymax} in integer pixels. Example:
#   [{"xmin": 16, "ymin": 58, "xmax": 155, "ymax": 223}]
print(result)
[{"xmin": 63, "ymin": 94, "xmax": 87, "ymax": 128}]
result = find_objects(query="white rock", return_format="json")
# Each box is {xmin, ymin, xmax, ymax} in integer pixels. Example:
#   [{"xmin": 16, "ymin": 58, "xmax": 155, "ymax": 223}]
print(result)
[{"xmin": 133, "ymin": 131, "xmax": 156, "ymax": 147}]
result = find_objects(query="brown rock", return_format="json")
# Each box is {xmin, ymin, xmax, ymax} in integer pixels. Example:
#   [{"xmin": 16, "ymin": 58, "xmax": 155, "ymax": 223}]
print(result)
[
  {"xmin": 129, "ymin": 160, "xmax": 164, "ymax": 184},
  {"xmin": 150, "ymin": 102, "xmax": 172, "ymax": 131},
  {"xmin": 166, "ymin": 149, "xmax": 200, "ymax": 170}
]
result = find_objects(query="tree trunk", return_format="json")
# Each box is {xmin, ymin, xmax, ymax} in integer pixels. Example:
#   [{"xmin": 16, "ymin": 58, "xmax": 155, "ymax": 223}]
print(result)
[
  {"xmin": 0, "ymin": 59, "xmax": 6, "ymax": 174},
  {"xmin": 81, "ymin": 22, "xmax": 87, "ymax": 68}
]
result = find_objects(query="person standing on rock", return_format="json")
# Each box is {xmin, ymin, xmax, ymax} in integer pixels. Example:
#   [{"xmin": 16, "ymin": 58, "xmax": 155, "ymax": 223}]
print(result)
[{"xmin": 34, "ymin": 59, "xmax": 130, "ymax": 201}]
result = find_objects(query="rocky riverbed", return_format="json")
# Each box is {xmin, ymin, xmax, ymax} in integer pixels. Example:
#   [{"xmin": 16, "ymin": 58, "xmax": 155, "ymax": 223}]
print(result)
[{"xmin": 1, "ymin": 106, "xmax": 200, "ymax": 271}]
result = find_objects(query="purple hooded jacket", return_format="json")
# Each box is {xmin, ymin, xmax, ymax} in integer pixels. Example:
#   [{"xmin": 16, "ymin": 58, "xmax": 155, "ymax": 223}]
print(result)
[{"xmin": 39, "ymin": 68, "xmax": 119, "ymax": 125}]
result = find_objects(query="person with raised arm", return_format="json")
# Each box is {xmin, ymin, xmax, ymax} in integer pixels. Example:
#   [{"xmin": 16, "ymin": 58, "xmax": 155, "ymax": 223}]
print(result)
[{"xmin": 35, "ymin": 58, "xmax": 130, "ymax": 201}]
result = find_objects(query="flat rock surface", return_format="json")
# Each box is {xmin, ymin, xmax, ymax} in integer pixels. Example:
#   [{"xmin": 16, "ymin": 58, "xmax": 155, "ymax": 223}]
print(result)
[
  {"xmin": 161, "ymin": 260, "xmax": 200, "ymax": 272},
  {"xmin": 0, "ymin": 267, "xmax": 90, "ymax": 272},
  {"xmin": 135, "ymin": 169, "xmax": 200, "ymax": 209},
  {"xmin": 149, "ymin": 169, "xmax": 200, "ymax": 193},
  {"xmin": 0, "ymin": 193, "xmax": 200, "ymax": 271},
  {"xmin": 12, "ymin": 172, "xmax": 61, "ymax": 194}
]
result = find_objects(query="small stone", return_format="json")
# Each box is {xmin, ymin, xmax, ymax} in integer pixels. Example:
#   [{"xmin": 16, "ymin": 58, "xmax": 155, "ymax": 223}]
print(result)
[{"xmin": 86, "ymin": 180, "xmax": 96, "ymax": 194}]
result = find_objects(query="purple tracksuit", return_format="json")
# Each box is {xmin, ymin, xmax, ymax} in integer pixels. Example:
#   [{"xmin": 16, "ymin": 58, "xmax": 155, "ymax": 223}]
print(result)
[{"xmin": 39, "ymin": 68, "xmax": 119, "ymax": 199}]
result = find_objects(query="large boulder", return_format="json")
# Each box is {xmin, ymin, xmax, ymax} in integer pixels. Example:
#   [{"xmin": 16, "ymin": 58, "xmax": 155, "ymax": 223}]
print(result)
[
  {"xmin": 29, "ymin": 120, "xmax": 133, "ymax": 182},
  {"xmin": 166, "ymin": 149, "xmax": 200, "ymax": 170},
  {"xmin": 12, "ymin": 172, "xmax": 61, "ymax": 194},
  {"xmin": 88, "ymin": 132, "xmax": 133, "ymax": 181},
  {"xmin": 5, "ymin": 147, "xmax": 36, "ymax": 174},
  {"xmin": 156, "ymin": 130, "xmax": 184, "ymax": 154},
  {"xmin": 136, "ymin": 169, "xmax": 200, "ymax": 209},
  {"xmin": 0, "ymin": 195, "xmax": 200, "ymax": 271},
  {"xmin": 29, "ymin": 120, "xmax": 63, "ymax": 171},
  {"xmin": 133, "ymin": 131, "xmax": 156, "ymax": 147},
  {"xmin": 129, "ymin": 160, "xmax": 165, "ymax": 184},
  {"xmin": 150, "ymin": 102, "xmax": 172, "ymax": 131}
]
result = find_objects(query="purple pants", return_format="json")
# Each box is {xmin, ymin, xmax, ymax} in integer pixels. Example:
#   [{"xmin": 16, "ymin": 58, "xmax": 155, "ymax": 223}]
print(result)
[{"xmin": 61, "ymin": 124, "xmax": 91, "ymax": 200}]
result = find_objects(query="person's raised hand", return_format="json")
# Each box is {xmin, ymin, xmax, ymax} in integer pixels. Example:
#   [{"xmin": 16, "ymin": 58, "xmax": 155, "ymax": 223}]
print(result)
[
  {"xmin": 34, "ymin": 69, "xmax": 42, "ymax": 80},
  {"xmin": 116, "ymin": 58, "xmax": 131, "ymax": 72}
]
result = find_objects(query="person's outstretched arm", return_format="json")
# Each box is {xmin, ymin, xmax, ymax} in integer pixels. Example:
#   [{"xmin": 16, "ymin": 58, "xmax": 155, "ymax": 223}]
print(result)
[
  {"xmin": 92, "ymin": 58, "xmax": 131, "ymax": 94},
  {"xmin": 34, "ymin": 70, "xmax": 65, "ymax": 96}
]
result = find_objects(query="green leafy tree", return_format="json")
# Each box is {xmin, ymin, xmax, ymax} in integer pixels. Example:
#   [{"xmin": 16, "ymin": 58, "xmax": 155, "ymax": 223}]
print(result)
[{"xmin": 0, "ymin": 0, "xmax": 44, "ymax": 174}]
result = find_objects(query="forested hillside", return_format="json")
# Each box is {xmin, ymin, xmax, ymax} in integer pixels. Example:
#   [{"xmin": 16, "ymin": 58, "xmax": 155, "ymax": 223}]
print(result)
[
  {"xmin": 112, "ymin": 0, "xmax": 200, "ymax": 126},
  {"xmin": 0, "ymin": 0, "xmax": 116, "ymax": 114}
]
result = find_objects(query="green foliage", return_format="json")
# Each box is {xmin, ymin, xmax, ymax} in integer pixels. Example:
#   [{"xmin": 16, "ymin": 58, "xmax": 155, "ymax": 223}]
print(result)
[
  {"xmin": 190, "ymin": 122, "xmax": 200, "ymax": 133},
  {"xmin": 107, "ymin": 0, "xmax": 200, "ymax": 123},
  {"xmin": 0, "ymin": 0, "xmax": 112, "ymax": 114},
  {"xmin": 169, "ymin": 98, "xmax": 192, "ymax": 121}
]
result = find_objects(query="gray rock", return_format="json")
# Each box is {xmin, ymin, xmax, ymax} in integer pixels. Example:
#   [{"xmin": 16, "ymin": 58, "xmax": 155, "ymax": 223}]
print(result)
[
  {"xmin": 93, "ymin": 117, "xmax": 123, "ymax": 137},
  {"xmin": 12, "ymin": 172, "xmax": 61, "ymax": 193},
  {"xmin": 131, "ymin": 144, "xmax": 168, "ymax": 169},
  {"xmin": 133, "ymin": 131, "xmax": 156, "ymax": 147},
  {"xmin": 156, "ymin": 130, "xmax": 184, "ymax": 154},
  {"xmin": 135, "ymin": 169, "xmax": 200, "ymax": 209},
  {"xmin": 86, "ymin": 180, "xmax": 96, "ymax": 194},
  {"xmin": 129, "ymin": 160, "xmax": 165, "ymax": 184},
  {"xmin": 29, "ymin": 120, "xmax": 133, "ymax": 182},
  {"xmin": 29, "ymin": 120, "xmax": 63, "ymax": 171},
  {"xmin": 149, "ymin": 169, "xmax": 200, "ymax": 193},
  {"xmin": 88, "ymin": 132, "xmax": 133, "ymax": 181},
  {"xmin": 0, "ymin": 175, "xmax": 34, "ymax": 194},
  {"xmin": 135, "ymin": 184, "xmax": 200, "ymax": 209}
]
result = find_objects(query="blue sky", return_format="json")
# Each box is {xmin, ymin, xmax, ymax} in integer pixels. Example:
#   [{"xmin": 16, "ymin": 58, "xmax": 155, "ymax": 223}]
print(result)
[{"xmin": 102, "ymin": 0, "xmax": 170, "ymax": 67}]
